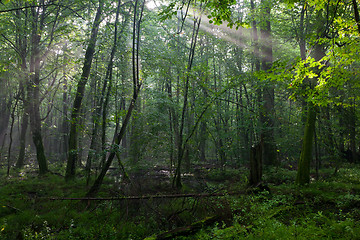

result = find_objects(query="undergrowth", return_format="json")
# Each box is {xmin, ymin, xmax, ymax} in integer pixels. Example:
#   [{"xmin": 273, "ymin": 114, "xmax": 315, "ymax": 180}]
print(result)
[{"xmin": 0, "ymin": 164, "xmax": 360, "ymax": 239}]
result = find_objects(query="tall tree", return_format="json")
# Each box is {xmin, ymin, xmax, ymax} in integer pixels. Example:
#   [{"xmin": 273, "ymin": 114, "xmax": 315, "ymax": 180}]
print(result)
[
  {"xmin": 296, "ymin": 7, "xmax": 328, "ymax": 184},
  {"xmin": 86, "ymin": 0, "xmax": 145, "ymax": 197},
  {"xmin": 26, "ymin": 2, "xmax": 54, "ymax": 175},
  {"xmin": 259, "ymin": 0, "xmax": 276, "ymax": 166},
  {"xmin": 66, "ymin": 0, "xmax": 104, "ymax": 180},
  {"xmin": 173, "ymin": 13, "xmax": 202, "ymax": 189}
]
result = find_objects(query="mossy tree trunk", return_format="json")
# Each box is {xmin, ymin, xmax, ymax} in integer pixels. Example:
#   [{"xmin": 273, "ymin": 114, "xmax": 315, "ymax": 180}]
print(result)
[
  {"xmin": 296, "ymin": 102, "xmax": 316, "ymax": 185},
  {"xmin": 296, "ymin": 37, "xmax": 325, "ymax": 184}
]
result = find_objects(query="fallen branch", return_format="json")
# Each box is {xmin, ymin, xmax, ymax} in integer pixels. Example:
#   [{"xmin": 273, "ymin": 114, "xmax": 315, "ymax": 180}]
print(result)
[
  {"xmin": 3, "ymin": 205, "xmax": 22, "ymax": 213},
  {"xmin": 152, "ymin": 215, "xmax": 221, "ymax": 240},
  {"xmin": 49, "ymin": 191, "xmax": 245, "ymax": 201}
]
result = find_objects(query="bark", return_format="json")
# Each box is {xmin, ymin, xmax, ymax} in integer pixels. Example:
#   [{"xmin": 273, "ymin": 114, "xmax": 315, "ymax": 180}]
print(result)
[
  {"xmin": 296, "ymin": 102, "xmax": 316, "ymax": 184},
  {"xmin": 237, "ymin": 86, "xmax": 250, "ymax": 164},
  {"xmin": 120, "ymin": 96, "xmax": 127, "ymax": 157},
  {"xmin": 198, "ymin": 121, "xmax": 207, "ymax": 162},
  {"xmin": 14, "ymin": 5, "xmax": 29, "ymax": 169},
  {"xmin": 352, "ymin": 0, "xmax": 360, "ymax": 34},
  {"xmin": 296, "ymin": 42, "xmax": 325, "ymax": 185},
  {"xmin": 100, "ymin": 0, "xmax": 129, "ymax": 166},
  {"xmin": 249, "ymin": 0, "xmax": 263, "ymax": 183},
  {"xmin": 28, "ymin": 9, "xmax": 48, "ymax": 174},
  {"xmin": 173, "ymin": 16, "xmax": 201, "ymax": 189},
  {"xmin": 234, "ymin": 41, "xmax": 248, "ymax": 164},
  {"xmin": 349, "ymin": 104, "xmax": 357, "ymax": 162},
  {"xmin": 260, "ymin": 0, "xmax": 276, "ymax": 166},
  {"xmin": 129, "ymin": 101, "xmax": 141, "ymax": 164},
  {"xmin": 52, "ymin": 191, "xmax": 246, "ymax": 201},
  {"xmin": 61, "ymin": 43, "xmax": 69, "ymax": 162},
  {"xmin": 86, "ymin": 0, "xmax": 144, "ymax": 197},
  {"xmin": 166, "ymin": 78, "xmax": 176, "ymax": 168},
  {"xmin": 0, "ymin": 87, "xmax": 11, "ymax": 150},
  {"xmin": 197, "ymin": 39, "xmax": 208, "ymax": 163},
  {"xmin": 299, "ymin": 3, "xmax": 307, "ymax": 60},
  {"xmin": 66, "ymin": 0, "xmax": 103, "ymax": 180},
  {"xmin": 249, "ymin": 136, "xmax": 263, "ymax": 186},
  {"xmin": 86, "ymin": 0, "xmax": 126, "ymax": 184},
  {"xmin": 16, "ymin": 110, "xmax": 28, "ymax": 168},
  {"xmin": 7, "ymin": 100, "xmax": 18, "ymax": 175},
  {"xmin": 251, "ymin": 0, "xmax": 261, "ymax": 73},
  {"xmin": 314, "ymin": 125, "xmax": 319, "ymax": 179},
  {"xmin": 86, "ymin": 87, "xmax": 140, "ymax": 197}
]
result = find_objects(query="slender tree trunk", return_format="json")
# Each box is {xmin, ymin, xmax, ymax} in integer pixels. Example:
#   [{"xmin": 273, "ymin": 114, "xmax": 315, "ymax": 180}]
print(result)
[
  {"xmin": 7, "ymin": 99, "xmax": 18, "ymax": 176},
  {"xmin": 0, "ymin": 86, "xmax": 11, "ymax": 153},
  {"xmin": 16, "ymin": 44, "xmax": 29, "ymax": 169},
  {"xmin": 249, "ymin": 136, "xmax": 263, "ymax": 186},
  {"xmin": 86, "ymin": 86, "xmax": 140, "ymax": 197},
  {"xmin": 66, "ymin": 0, "xmax": 103, "ymax": 180},
  {"xmin": 173, "ymin": 16, "xmax": 201, "ymax": 189},
  {"xmin": 249, "ymin": 0, "xmax": 263, "ymax": 183},
  {"xmin": 166, "ymin": 77, "xmax": 176, "ymax": 168},
  {"xmin": 299, "ymin": 3, "xmax": 307, "ymax": 60},
  {"xmin": 86, "ymin": 0, "xmax": 125, "ymax": 184},
  {"xmin": 101, "ymin": 0, "xmax": 128, "ymax": 166},
  {"xmin": 61, "ymin": 43, "xmax": 69, "ymax": 162},
  {"xmin": 314, "ymin": 125, "xmax": 319, "ymax": 179},
  {"xmin": 199, "ymin": 120, "xmax": 207, "ymax": 162},
  {"xmin": 260, "ymin": 0, "xmax": 276, "ymax": 166},
  {"xmin": 349, "ymin": 103, "xmax": 357, "ymax": 162},
  {"xmin": 16, "ymin": 110, "xmax": 28, "ymax": 168},
  {"xmin": 86, "ymin": 0, "xmax": 144, "ymax": 197}
]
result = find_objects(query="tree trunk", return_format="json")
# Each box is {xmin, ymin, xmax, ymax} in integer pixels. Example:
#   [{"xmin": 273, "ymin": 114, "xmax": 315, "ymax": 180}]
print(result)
[
  {"xmin": 173, "ymin": 16, "xmax": 201, "ymax": 189},
  {"xmin": 249, "ymin": 136, "xmax": 263, "ymax": 186},
  {"xmin": 86, "ymin": 0, "xmax": 144, "ymax": 197},
  {"xmin": 296, "ymin": 102, "xmax": 316, "ymax": 184},
  {"xmin": 0, "ymin": 86, "xmax": 11, "ymax": 151},
  {"xmin": 352, "ymin": 0, "xmax": 360, "ymax": 34},
  {"xmin": 260, "ymin": 0, "xmax": 276, "ymax": 166},
  {"xmin": 296, "ymin": 42, "xmax": 325, "ymax": 185},
  {"xmin": 61, "ymin": 43, "xmax": 69, "ymax": 162},
  {"xmin": 66, "ymin": 0, "xmax": 103, "ymax": 180},
  {"xmin": 349, "ymin": 104, "xmax": 357, "ymax": 163},
  {"xmin": 86, "ymin": 87, "xmax": 140, "ymax": 197},
  {"xmin": 28, "ymin": 15, "xmax": 48, "ymax": 174},
  {"xmin": 16, "ymin": 110, "xmax": 28, "ymax": 168}
]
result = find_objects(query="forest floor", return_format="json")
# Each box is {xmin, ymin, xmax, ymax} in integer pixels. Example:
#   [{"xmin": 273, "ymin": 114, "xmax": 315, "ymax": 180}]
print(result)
[{"xmin": 0, "ymin": 163, "xmax": 360, "ymax": 239}]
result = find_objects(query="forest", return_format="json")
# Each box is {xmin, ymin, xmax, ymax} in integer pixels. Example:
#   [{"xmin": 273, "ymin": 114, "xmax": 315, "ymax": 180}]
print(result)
[{"xmin": 0, "ymin": 0, "xmax": 360, "ymax": 239}]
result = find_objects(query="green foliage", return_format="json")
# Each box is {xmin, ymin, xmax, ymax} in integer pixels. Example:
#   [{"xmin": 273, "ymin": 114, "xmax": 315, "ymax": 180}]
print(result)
[
  {"xmin": 1, "ymin": 164, "xmax": 360, "ymax": 239},
  {"xmin": 205, "ymin": 168, "xmax": 245, "ymax": 183},
  {"xmin": 263, "ymin": 167, "xmax": 297, "ymax": 185},
  {"xmin": 187, "ymin": 165, "xmax": 360, "ymax": 239}
]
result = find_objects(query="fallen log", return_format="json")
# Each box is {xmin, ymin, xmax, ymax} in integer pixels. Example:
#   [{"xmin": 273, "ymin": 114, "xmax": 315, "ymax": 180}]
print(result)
[{"xmin": 49, "ymin": 191, "xmax": 245, "ymax": 201}]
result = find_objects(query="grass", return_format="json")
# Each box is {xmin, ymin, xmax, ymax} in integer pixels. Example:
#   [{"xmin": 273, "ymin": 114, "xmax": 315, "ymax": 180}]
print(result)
[{"xmin": 0, "ymin": 164, "xmax": 360, "ymax": 239}]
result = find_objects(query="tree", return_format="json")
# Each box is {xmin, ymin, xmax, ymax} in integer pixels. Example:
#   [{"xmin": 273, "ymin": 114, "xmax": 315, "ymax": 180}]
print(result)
[
  {"xmin": 66, "ymin": 0, "xmax": 104, "ymax": 180},
  {"xmin": 86, "ymin": 0, "xmax": 145, "ymax": 197},
  {"xmin": 259, "ymin": 0, "xmax": 276, "ymax": 166}
]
